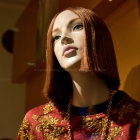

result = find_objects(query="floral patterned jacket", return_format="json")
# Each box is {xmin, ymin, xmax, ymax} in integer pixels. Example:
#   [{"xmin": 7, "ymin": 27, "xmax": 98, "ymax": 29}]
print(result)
[{"xmin": 17, "ymin": 91, "xmax": 140, "ymax": 140}]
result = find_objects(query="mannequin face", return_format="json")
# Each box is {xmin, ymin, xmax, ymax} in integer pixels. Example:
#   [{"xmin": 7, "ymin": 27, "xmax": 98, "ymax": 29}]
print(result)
[{"xmin": 52, "ymin": 10, "xmax": 84, "ymax": 71}]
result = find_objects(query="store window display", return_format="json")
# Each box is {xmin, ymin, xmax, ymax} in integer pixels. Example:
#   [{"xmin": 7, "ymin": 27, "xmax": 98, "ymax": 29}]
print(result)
[{"xmin": 17, "ymin": 7, "xmax": 140, "ymax": 140}]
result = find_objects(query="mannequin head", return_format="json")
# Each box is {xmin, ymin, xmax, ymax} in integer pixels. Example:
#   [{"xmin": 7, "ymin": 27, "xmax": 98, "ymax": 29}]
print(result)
[{"xmin": 44, "ymin": 7, "xmax": 120, "ymax": 111}]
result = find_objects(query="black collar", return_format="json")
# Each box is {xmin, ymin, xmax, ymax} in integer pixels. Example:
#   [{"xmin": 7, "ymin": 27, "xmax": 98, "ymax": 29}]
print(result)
[{"xmin": 71, "ymin": 90, "xmax": 127, "ymax": 116}]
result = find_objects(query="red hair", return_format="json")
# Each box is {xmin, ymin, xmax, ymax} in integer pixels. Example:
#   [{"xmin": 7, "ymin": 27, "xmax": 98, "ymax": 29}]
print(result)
[{"xmin": 43, "ymin": 7, "xmax": 120, "ymax": 111}]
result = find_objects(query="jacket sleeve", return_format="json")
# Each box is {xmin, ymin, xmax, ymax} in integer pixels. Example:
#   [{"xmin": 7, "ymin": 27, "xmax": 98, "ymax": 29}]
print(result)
[{"xmin": 16, "ymin": 112, "xmax": 35, "ymax": 140}]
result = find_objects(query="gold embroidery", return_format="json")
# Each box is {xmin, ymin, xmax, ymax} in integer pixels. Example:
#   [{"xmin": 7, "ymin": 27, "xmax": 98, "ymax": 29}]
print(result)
[
  {"xmin": 109, "ymin": 126, "xmax": 122, "ymax": 138},
  {"xmin": 107, "ymin": 122, "xmax": 122, "ymax": 139},
  {"xmin": 82, "ymin": 116, "xmax": 102, "ymax": 136},
  {"xmin": 39, "ymin": 115, "xmax": 58, "ymax": 125},
  {"xmin": 38, "ymin": 115, "xmax": 66, "ymax": 139},
  {"xmin": 43, "ymin": 101, "xmax": 54, "ymax": 114},
  {"xmin": 32, "ymin": 102, "xmax": 67, "ymax": 139},
  {"xmin": 44, "ymin": 126, "xmax": 66, "ymax": 140},
  {"xmin": 82, "ymin": 116, "xmax": 122, "ymax": 139},
  {"xmin": 32, "ymin": 114, "xmax": 38, "ymax": 120},
  {"xmin": 18, "ymin": 118, "xmax": 35, "ymax": 140},
  {"xmin": 34, "ymin": 115, "xmax": 59, "ymax": 132},
  {"xmin": 83, "ymin": 116, "xmax": 102, "ymax": 129}
]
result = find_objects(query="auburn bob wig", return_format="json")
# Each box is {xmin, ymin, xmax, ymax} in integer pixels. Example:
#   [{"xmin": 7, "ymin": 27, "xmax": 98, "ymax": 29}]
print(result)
[{"xmin": 44, "ymin": 7, "xmax": 120, "ymax": 111}]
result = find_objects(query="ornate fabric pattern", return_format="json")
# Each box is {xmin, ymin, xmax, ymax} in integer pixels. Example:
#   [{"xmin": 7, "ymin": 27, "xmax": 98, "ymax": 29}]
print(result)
[
  {"xmin": 17, "ymin": 93, "xmax": 140, "ymax": 140},
  {"xmin": 17, "ymin": 118, "xmax": 35, "ymax": 140}
]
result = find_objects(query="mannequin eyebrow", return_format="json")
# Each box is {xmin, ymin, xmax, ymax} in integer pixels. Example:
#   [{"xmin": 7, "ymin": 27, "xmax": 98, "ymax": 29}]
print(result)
[{"xmin": 52, "ymin": 17, "xmax": 81, "ymax": 33}]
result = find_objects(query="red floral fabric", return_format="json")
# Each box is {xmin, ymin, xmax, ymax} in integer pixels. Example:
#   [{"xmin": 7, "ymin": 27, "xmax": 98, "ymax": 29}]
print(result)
[{"xmin": 17, "ymin": 92, "xmax": 140, "ymax": 140}]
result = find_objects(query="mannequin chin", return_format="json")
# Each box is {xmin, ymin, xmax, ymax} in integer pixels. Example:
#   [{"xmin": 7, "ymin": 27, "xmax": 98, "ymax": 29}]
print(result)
[{"xmin": 60, "ymin": 57, "xmax": 81, "ymax": 72}]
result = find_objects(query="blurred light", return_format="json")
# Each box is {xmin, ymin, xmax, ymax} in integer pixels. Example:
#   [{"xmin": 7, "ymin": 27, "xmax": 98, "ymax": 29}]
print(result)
[{"xmin": 108, "ymin": 0, "xmax": 113, "ymax": 2}]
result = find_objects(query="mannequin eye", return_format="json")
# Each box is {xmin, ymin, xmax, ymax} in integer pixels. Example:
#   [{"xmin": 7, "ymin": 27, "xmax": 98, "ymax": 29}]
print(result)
[
  {"xmin": 73, "ymin": 24, "xmax": 83, "ymax": 31},
  {"xmin": 53, "ymin": 36, "xmax": 61, "ymax": 41}
]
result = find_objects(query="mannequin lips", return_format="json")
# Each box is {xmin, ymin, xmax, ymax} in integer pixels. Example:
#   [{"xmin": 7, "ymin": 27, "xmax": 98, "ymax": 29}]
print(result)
[{"xmin": 62, "ymin": 45, "xmax": 78, "ymax": 56}]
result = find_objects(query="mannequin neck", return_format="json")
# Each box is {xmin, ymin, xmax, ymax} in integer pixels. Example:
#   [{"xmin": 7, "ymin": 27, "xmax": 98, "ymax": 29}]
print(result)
[{"xmin": 69, "ymin": 71, "xmax": 110, "ymax": 107}]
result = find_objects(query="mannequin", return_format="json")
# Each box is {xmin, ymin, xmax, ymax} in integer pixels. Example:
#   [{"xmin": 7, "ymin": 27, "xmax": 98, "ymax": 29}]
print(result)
[{"xmin": 17, "ymin": 7, "xmax": 140, "ymax": 140}]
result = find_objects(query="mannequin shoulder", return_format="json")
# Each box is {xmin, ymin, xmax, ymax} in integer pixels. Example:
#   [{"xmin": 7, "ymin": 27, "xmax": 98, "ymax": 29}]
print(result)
[
  {"xmin": 17, "ymin": 102, "xmax": 67, "ymax": 139},
  {"xmin": 116, "ymin": 90, "xmax": 140, "ymax": 107},
  {"xmin": 24, "ymin": 101, "xmax": 60, "ymax": 121},
  {"xmin": 114, "ymin": 90, "xmax": 140, "ymax": 117}
]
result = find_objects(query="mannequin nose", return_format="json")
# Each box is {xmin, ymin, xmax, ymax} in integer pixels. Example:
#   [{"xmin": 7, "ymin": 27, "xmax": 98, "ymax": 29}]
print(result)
[{"xmin": 61, "ymin": 36, "xmax": 74, "ymax": 45}]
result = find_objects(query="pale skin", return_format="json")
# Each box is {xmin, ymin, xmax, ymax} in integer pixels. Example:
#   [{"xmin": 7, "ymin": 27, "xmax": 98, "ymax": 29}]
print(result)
[{"xmin": 52, "ymin": 10, "xmax": 110, "ymax": 107}]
